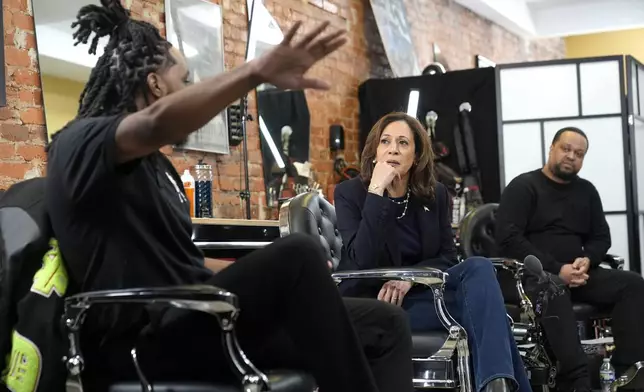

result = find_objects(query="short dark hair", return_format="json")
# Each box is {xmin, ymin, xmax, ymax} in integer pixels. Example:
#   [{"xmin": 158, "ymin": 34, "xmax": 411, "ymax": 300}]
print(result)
[
  {"xmin": 71, "ymin": 0, "xmax": 174, "ymax": 119},
  {"xmin": 551, "ymin": 126, "xmax": 589, "ymax": 149}
]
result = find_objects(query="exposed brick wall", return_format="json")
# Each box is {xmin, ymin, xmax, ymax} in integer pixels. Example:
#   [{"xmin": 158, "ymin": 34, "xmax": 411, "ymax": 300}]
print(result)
[{"xmin": 0, "ymin": 0, "xmax": 564, "ymax": 218}]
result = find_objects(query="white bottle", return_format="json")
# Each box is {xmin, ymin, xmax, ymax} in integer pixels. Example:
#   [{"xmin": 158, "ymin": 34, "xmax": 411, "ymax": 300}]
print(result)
[
  {"xmin": 181, "ymin": 169, "xmax": 196, "ymax": 217},
  {"xmin": 600, "ymin": 357, "xmax": 615, "ymax": 392}
]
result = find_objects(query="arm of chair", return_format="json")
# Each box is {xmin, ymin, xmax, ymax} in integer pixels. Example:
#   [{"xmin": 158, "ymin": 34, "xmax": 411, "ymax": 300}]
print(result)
[
  {"xmin": 332, "ymin": 267, "xmax": 466, "ymax": 336},
  {"xmin": 488, "ymin": 257, "xmax": 524, "ymax": 272},
  {"xmin": 487, "ymin": 258, "xmax": 537, "ymax": 324},
  {"xmin": 331, "ymin": 267, "xmax": 446, "ymax": 287},
  {"xmin": 63, "ymin": 285, "xmax": 269, "ymax": 390},
  {"xmin": 602, "ymin": 254, "xmax": 625, "ymax": 270}
]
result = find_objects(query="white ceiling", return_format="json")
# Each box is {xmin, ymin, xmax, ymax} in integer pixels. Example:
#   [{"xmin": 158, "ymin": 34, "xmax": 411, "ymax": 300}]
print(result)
[
  {"xmin": 33, "ymin": 0, "xmax": 105, "ymax": 82},
  {"xmin": 455, "ymin": 0, "xmax": 644, "ymax": 38}
]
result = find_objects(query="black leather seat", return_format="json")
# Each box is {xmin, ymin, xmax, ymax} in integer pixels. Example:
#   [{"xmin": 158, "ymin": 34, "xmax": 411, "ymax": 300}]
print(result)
[
  {"xmin": 279, "ymin": 192, "xmax": 465, "ymax": 390},
  {"xmin": 0, "ymin": 178, "xmax": 315, "ymax": 392},
  {"xmin": 459, "ymin": 203, "xmax": 611, "ymax": 322},
  {"xmin": 411, "ymin": 332, "xmax": 450, "ymax": 357}
]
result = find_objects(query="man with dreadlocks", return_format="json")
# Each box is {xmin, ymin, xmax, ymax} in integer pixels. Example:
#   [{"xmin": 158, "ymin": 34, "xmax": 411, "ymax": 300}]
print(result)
[{"xmin": 45, "ymin": 1, "xmax": 414, "ymax": 391}]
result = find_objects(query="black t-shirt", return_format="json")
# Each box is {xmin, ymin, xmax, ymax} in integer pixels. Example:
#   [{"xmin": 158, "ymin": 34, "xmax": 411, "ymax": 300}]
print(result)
[
  {"xmin": 495, "ymin": 169, "xmax": 611, "ymax": 274},
  {"xmin": 46, "ymin": 115, "xmax": 214, "ymax": 295}
]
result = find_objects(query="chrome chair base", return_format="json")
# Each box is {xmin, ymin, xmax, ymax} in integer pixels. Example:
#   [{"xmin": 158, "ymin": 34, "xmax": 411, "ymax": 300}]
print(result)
[
  {"xmin": 412, "ymin": 356, "xmax": 459, "ymax": 389},
  {"xmin": 611, "ymin": 361, "xmax": 644, "ymax": 391}
]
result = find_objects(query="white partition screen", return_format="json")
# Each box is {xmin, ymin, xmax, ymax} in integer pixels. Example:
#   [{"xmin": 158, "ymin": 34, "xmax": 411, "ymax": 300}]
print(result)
[
  {"xmin": 628, "ymin": 56, "xmax": 644, "ymax": 273},
  {"xmin": 497, "ymin": 56, "xmax": 636, "ymax": 270}
]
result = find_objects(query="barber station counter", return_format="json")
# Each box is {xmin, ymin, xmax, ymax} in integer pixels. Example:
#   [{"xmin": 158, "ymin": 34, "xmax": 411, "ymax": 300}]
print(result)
[{"xmin": 192, "ymin": 218, "xmax": 281, "ymax": 259}]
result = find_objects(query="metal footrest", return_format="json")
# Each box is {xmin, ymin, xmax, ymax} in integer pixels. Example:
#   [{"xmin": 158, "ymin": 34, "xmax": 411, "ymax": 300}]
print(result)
[{"xmin": 412, "ymin": 357, "xmax": 459, "ymax": 389}]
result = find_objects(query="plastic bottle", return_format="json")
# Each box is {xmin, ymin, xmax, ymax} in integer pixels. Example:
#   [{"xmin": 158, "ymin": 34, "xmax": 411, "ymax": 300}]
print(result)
[
  {"xmin": 452, "ymin": 196, "xmax": 461, "ymax": 225},
  {"xmin": 181, "ymin": 169, "xmax": 196, "ymax": 217},
  {"xmin": 600, "ymin": 357, "xmax": 615, "ymax": 392},
  {"xmin": 194, "ymin": 162, "xmax": 213, "ymax": 218}
]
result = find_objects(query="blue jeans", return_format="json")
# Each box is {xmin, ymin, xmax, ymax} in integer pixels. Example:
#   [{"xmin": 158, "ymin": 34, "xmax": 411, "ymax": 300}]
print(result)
[{"xmin": 403, "ymin": 257, "xmax": 531, "ymax": 392}]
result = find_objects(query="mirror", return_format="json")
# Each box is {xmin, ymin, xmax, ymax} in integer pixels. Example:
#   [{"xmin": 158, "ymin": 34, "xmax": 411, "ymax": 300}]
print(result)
[
  {"xmin": 32, "ymin": 0, "xmax": 101, "ymax": 142},
  {"xmin": 246, "ymin": 0, "xmax": 316, "ymax": 208},
  {"xmin": 165, "ymin": 0, "xmax": 229, "ymax": 154},
  {"xmin": 33, "ymin": 0, "xmax": 229, "ymax": 154}
]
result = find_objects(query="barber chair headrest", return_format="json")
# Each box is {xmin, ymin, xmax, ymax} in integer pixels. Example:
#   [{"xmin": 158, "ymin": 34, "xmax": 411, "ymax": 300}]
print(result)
[
  {"xmin": 459, "ymin": 203, "xmax": 499, "ymax": 259},
  {"xmin": 279, "ymin": 192, "xmax": 343, "ymax": 270}
]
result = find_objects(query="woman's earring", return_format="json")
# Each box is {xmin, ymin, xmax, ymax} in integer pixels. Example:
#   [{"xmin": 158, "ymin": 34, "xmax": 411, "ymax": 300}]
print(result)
[{"xmin": 372, "ymin": 159, "xmax": 377, "ymax": 164}]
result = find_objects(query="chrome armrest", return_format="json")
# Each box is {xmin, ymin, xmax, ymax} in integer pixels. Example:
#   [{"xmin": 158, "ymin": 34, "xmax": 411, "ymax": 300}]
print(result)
[
  {"xmin": 489, "ymin": 257, "xmax": 524, "ymax": 272},
  {"xmin": 488, "ymin": 258, "xmax": 536, "ymax": 325},
  {"xmin": 332, "ymin": 267, "xmax": 464, "ymax": 334},
  {"xmin": 63, "ymin": 285, "xmax": 268, "ymax": 391},
  {"xmin": 603, "ymin": 254, "xmax": 625, "ymax": 270},
  {"xmin": 194, "ymin": 241, "xmax": 271, "ymax": 250},
  {"xmin": 331, "ymin": 267, "xmax": 446, "ymax": 287}
]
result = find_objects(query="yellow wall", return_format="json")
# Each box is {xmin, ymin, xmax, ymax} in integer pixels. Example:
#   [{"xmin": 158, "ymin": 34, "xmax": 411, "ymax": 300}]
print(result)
[
  {"xmin": 41, "ymin": 75, "xmax": 85, "ymax": 140},
  {"xmin": 565, "ymin": 28, "xmax": 644, "ymax": 63}
]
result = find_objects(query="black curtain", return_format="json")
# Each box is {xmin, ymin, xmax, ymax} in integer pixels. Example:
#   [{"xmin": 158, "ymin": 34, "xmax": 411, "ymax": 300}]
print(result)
[
  {"xmin": 256, "ymin": 89, "xmax": 311, "ymax": 199},
  {"xmin": 358, "ymin": 67, "xmax": 501, "ymax": 203}
]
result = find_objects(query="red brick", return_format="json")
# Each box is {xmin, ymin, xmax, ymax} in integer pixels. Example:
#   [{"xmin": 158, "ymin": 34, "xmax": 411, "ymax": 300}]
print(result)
[
  {"xmin": 11, "ymin": 68, "xmax": 40, "ymax": 87},
  {"xmin": 0, "ymin": 107, "xmax": 16, "ymax": 121},
  {"xmin": 5, "ymin": 47, "xmax": 31, "ymax": 67},
  {"xmin": 20, "ymin": 107, "xmax": 45, "ymax": 125},
  {"xmin": 11, "ymin": 13, "xmax": 34, "ymax": 31},
  {"xmin": 5, "ymin": 0, "xmax": 29, "ymax": 11},
  {"xmin": 16, "ymin": 144, "xmax": 45, "ymax": 161},
  {"xmin": 0, "ymin": 123, "xmax": 30, "ymax": 141},
  {"xmin": 18, "ymin": 89, "xmax": 43, "ymax": 106},
  {"xmin": 0, "ymin": 144, "xmax": 16, "ymax": 159},
  {"xmin": 0, "ymin": 162, "xmax": 30, "ymax": 179}
]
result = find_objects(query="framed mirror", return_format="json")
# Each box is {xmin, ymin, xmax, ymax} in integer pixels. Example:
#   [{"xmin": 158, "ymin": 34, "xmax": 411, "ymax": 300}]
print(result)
[
  {"xmin": 32, "ymin": 0, "xmax": 103, "ymax": 143},
  {"xmin": 165, "ymin": 0, "xmax": 229, "ymax": 154}
]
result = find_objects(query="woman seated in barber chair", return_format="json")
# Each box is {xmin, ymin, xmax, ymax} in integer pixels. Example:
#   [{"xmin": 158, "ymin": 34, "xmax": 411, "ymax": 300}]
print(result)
[{"xmin": 334, "ymin": 112, "xmax": 531, "ymax": 392}]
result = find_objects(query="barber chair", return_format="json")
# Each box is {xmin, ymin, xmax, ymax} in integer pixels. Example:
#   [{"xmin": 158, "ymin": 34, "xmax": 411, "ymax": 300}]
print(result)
[
  {"xmin": 279, "ymin": 192, "xmax": 473, "ymax": 391},
  {"xmin": 0, "ymin": 205, "xmax": 315, "ymax": 392},
  {"xmin": 458, "ymin": 203, "xmax": 643, "ymax": 391}
]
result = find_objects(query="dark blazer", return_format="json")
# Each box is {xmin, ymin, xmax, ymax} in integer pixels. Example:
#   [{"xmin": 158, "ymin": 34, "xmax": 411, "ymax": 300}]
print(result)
[{"xmin": 334, "ymin": 177, "xmax": 457, "ymax": 297}]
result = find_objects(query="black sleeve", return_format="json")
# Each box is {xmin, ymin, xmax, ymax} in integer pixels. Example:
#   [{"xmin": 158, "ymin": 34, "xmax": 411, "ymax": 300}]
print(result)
[
  {"xmin": 495, "ymin": 177, "xmax": 563, "ymax": 274},
  {"xmin": 47, "ymin": 115, "xmax": 129, "ymax": 205},
  {"xmin": 416, "ymin": 183, "xmax": 457, "ymax": 267},
  {"xmin": 334, "ymin": 183, "xmax": 396, "ymax": 269},
  {"xmin": 583, "ymin": 184, "xmax": 611, "ymax": 267}
]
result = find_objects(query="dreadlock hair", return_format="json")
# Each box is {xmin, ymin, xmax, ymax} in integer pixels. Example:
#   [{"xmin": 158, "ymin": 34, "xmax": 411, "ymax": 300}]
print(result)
[{"xmin": 71, "ymin": 0, "xmax": 175, "ymax": 119}]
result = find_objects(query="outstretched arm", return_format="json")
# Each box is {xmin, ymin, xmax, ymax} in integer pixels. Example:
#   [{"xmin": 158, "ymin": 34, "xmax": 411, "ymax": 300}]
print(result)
[{"xmin": 116, "ymin": 21, "xmax": 346, "ymax": 164}]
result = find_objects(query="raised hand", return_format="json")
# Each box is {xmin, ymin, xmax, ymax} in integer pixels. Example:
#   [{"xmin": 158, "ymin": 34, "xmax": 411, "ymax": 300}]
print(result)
[
  {"xmin": 253, "ymin": 20, "xmax": 347, "ymax": 90},
  {"xmin": 368, "ymin": 161, "xmax": 400, "ymax": 195}
]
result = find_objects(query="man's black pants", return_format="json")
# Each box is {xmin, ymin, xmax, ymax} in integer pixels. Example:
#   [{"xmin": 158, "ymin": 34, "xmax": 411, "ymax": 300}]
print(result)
[
  {"xmin": 527, "ymin": 267, "xmax": 644, "ymax": 390},
  {"xmin": 93, "ymin": 234, "xmax": 414, "ymax": 392}
]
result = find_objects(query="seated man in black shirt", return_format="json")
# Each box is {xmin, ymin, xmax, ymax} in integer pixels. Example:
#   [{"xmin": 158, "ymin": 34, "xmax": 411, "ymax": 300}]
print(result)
[
  {"xmin": 495, "ymin": 127, "xmax": 644, "ymax": 392},
  {"xmin": 44, "ymin": 2, "xmax": 414, "ymax": 391}
]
